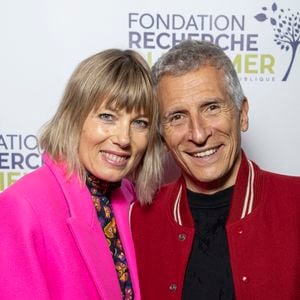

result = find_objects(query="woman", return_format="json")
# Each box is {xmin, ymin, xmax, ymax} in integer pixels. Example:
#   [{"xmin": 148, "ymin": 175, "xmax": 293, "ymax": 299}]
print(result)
[{"xmin": 0, "ymin": 49, "xmax": 162, "ymax": 299}]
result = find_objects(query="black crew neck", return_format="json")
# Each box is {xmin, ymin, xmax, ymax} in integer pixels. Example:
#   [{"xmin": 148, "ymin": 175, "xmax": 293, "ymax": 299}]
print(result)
[{"xmin": 187, "ymin": 186, "xmax": 234, "ymax": 209}]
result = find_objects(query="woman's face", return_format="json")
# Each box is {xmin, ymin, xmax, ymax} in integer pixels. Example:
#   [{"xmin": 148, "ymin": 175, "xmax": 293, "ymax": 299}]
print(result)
[{"xmin": 79, "ymin": 103, "xmax": 150, "ymax": 182}]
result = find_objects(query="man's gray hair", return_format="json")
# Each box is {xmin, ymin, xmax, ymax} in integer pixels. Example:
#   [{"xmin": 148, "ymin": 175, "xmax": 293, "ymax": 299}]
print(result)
[{"xmin": 151, "ymin": 40, "xmax": 245, "ymax": 109}]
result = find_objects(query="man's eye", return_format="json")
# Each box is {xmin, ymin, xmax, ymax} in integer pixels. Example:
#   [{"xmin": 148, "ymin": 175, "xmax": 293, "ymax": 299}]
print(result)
[
  {"xmin": 208, "ymin": 104, "xmax": 219, "ymax": 110},
  {"xmin": 171, "ymin": 114, "xmax": 183, "ymax": 121},
  {"xmin": 132, "ymin": 119, "xmax": 149, "ymax": 129},
  {"xmin": 168, "ymin": 114, "xmax": 186, "ymax": 125},
  {"xmin": 206, "ymin": 104, "xmax": 221, "ymax": 114},
  {"xmin": 162, "ymin": 113, "xmax": 186, "ymax": 128},
  {"xmin": 98, "ymin": 113, "xmax": 113, "ymax": 121}
]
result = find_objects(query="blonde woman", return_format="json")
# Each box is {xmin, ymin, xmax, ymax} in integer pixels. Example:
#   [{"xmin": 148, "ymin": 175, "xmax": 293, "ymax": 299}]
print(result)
[{"xmin": 0, "ymin": 49, "xmax": 162, "ymax": 300}]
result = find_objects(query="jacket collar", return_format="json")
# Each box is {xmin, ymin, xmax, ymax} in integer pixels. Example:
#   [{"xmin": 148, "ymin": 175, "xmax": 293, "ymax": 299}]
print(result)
[
  {"xmin": 172, "ymin": 151, "xmax": 257, "ymax": 227},
  {"xmin": 111, "ymin": 181, "xmax": 141, "ymax": 300},
  {"xmin": 42, "ymin": 153, "xmax": 140, "ymax": 300}
]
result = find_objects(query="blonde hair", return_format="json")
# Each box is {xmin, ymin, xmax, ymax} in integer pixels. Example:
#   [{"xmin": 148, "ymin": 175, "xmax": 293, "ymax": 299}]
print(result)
[{"xmin": 39, "ymin": 49, "xmax": 163, "ymax": 204}]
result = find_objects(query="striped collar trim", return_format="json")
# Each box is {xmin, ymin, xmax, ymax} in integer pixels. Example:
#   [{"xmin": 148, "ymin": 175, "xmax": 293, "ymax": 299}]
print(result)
[
  {"xmin": 173, "ymin": 185, "xmax": 183, "ymax": 225},
  {"xmin": 129, "ymin": 202, "xmax": 135, "ymax": 228},
  {"xmin": 173, "ymin": 160, "xmax": 255, "ymax": 225},
  {"xmin": 241, "ymin": 160, "xmax": 255, "ymax": 219}
]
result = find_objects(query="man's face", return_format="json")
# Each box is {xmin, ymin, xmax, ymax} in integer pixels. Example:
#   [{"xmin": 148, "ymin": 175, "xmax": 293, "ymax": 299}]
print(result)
[{"xmin": 158, "ymin": 65, "xmax": 249, "ymax": 193}]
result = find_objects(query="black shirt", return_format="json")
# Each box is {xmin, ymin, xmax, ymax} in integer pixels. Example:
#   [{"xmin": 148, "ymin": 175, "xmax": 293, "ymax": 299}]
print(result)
[{"xmin": 182, "ymin": 187, "xmax": 235, "ymax": 300}]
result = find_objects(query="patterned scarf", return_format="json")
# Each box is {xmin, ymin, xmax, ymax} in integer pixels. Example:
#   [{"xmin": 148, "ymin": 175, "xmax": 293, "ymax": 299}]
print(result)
[{"xmin": 86, "ymin": 173, "xmax": 134, "ymax": 300}]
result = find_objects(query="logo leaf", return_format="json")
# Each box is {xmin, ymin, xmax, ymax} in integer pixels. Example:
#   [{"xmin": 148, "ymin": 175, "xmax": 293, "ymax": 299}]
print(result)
[
  {"xmin": 270, "ymin": 18, "xmax": 277, "ymax": 25},
  {"xmin": 272, "ymin": 3, "xmax": 278, "ymax": 12},
  {"xmin": 254, "ymin": 13, "xmax": 267, "ymax": 22}
]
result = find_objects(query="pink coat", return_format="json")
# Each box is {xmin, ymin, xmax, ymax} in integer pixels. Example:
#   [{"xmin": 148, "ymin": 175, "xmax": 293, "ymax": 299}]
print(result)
[{"xmin": 0, "ymin": 154, "xmax": 140, "ymax": 300}]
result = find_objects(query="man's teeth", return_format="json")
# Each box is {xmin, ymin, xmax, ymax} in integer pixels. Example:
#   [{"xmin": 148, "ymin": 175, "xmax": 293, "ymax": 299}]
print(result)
[
  {"xmin": 193, "ymin": 148, "xmax": 217, "ymax": 158},
  {"xmin": 102, "ymin": 152, "xmax": 127, "ymax": 162}
]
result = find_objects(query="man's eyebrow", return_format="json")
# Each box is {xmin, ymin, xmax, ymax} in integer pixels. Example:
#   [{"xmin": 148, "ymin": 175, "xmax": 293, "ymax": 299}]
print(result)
[{"xmin": 162, "ymin": 108, "xmax": 187, "ymax": 118}]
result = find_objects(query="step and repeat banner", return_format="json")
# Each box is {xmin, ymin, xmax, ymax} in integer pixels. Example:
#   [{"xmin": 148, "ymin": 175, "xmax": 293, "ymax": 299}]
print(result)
[{"xmin": 0, "ymin": 0, "xmax": 299, "ymax": 191}]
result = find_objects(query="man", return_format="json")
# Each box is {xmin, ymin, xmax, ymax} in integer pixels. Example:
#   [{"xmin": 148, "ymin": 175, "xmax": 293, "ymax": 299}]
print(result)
[{"xmin": 131, "ymin": 40, "xmax": 300, "ymax": 300}]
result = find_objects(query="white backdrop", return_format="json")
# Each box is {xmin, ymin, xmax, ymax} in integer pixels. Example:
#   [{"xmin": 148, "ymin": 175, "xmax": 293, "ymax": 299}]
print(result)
[{"xmin": 1, "ymin": 0, "xmax": 299, "ymax": 191}]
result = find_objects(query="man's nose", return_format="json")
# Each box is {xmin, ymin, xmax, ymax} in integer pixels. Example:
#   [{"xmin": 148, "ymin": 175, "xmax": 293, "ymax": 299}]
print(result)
[{"xmin": 188, "ymin": 115, "xmax": 212, "ymax": 144}]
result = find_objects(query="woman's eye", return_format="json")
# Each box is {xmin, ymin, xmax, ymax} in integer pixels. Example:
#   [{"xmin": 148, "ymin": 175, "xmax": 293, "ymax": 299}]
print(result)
[
  {"xmin": 98, "ymin": 113, "xmax": 113, "ymax": 121},
  {"xmin": 132, "ymin": 119, "xmax": 149, "ymax": 129}
]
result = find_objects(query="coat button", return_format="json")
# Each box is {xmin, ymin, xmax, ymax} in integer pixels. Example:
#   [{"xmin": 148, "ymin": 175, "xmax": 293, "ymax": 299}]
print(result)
[
  {"xmin": 237, "ymin": 226, "xmax": 244, "ymax": 234},
  {"xmin": 178, "ymin": 233, "xmax": 186, "ymax": 241},
  {"xmin": 241, "ymin": 276, "xmax": 249, "ymax": 284},
  {"xmin": 169, "ymin": 283, "xmax": 177, "ymax": 291}
]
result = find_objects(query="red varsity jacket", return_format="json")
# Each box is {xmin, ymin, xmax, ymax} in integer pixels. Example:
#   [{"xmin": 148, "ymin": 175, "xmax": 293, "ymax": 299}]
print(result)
[{"xmin": 131, "ymin": 152, "xmax": 300, "ymax": 300}]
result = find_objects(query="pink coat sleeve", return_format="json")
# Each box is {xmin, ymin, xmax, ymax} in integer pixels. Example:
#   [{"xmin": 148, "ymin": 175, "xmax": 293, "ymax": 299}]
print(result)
[{"xmin": 0, "ymin": 192, "xmax": 51, "ymax": 299}]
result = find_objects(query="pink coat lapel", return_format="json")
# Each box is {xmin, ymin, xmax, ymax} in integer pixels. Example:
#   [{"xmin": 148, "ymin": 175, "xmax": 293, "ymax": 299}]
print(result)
[{"xmin": 44, "ymin": 155, "xmax": 122, "ymax": 299}]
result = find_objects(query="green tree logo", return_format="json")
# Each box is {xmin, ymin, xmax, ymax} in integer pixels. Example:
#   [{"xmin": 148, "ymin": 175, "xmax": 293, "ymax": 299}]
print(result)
[{"xmin": 255, "ymin": 3, "xmax": 300, "ymax": 81}]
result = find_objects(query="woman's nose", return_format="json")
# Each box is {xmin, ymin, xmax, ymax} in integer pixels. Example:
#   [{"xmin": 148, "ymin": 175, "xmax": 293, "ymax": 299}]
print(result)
[{"xmin": 112, "ymin": 124, "xmax": 131, "ymax": 148}]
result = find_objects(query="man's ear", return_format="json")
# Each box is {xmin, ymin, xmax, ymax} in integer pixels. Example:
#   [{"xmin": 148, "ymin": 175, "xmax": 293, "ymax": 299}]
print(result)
[{"xmin": 240, "ymin": 97, "xmax": 249, "ymax": 132}]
